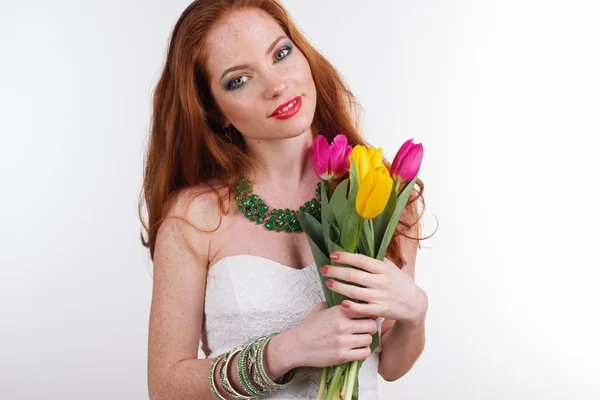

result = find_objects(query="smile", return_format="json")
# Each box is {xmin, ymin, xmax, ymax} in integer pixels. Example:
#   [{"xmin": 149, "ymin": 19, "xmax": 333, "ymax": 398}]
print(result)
[{"xmin": 269, "ymin": 96, "xmax": 302, "ymax": 119}]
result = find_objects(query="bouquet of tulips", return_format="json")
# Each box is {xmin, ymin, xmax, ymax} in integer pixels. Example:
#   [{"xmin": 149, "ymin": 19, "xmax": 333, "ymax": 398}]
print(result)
[{"xmin": 297, "ymin": 134, "xmax": 423, "ymax": 400}]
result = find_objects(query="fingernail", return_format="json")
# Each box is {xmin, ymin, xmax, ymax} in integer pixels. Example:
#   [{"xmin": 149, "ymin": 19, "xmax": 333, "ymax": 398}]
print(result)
[
  {"xmin": 342, "ymin": 300, "xmax": 351, "ymax": 308},
  {"xmin": 320, "ymin": 266, "xmax": 328, "ymax": 275},
  {"xmin": 325, "ymin": 280, "xmax": 334, "ymax": 288},
  {"xmin": 330, "ymin": 253, "xmax": 340, "ymax": 260}
]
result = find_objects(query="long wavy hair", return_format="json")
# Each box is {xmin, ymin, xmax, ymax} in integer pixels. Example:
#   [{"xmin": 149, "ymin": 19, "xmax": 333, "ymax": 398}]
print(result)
[{"xmin": 138, "ymin": 0, "xmax": 429, "ymax": 269}]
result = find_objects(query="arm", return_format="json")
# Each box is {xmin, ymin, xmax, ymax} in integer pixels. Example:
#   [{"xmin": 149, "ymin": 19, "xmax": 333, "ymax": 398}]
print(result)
[
  {"xmin": 377, "ymin": 207, "xmax": 427, "ymax": 382},
  {"xmin": 147, "ymin": 193, "xmax": 300, "ymax": 399},
  {"xmin": 377, "ymin": 312, "xmax": 426, "ymax": 382},
  {"xmin": 153, "ymin": 331, "xmax": 298, "ymax": 400}
]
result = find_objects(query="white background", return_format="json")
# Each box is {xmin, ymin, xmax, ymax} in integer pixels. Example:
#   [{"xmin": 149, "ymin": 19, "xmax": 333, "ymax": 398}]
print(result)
[{"xmin": 1, "ymin": 0, "xmax": 599, "ymax": 399}]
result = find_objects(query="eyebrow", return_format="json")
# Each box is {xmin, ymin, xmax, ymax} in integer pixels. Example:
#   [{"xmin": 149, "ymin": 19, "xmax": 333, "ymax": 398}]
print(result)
[{"xmin": 218, "ymin": 35, "xmax": 288, "ymax": 83}]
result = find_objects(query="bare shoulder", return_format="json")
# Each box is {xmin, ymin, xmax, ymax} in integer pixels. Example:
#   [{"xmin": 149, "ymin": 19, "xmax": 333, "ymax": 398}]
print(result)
[
  {"xmin": 157, "ymin": 181, "xmax": 229, "ymax": 267},
  {"xmin": 163, "ymin": 180, "xmax": 231, "ymax": 231}
]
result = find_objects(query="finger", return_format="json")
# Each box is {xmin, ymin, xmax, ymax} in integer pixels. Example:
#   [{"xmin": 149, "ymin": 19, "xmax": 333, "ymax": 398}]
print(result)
[
  {"xmin": 350, "ymin": 317, "xmax": 379, "ymax": 335},
  {"xmin": 321, "ymin": 265, "xmax": 379, "ymax": 289},
  {"xmin": 347, "ymin": 346, "xmax": 373, "ymax": 361},
  {"xmin": 326, "ymin": 279, "xmax": 374, "ymax": 302},
  {"xmin": 348, "ymin": 333, "xmax": 374, "ymax": 349},
  {"xmin": 342, "ymin": 299, "xmax": 382, "ymax": 319},
  {"xmin": 339, "ymin": 305, "xmax": 369, "ymax": 320},
  {"xmin": 331, "ymin": 252, "xmax": 385, "ymax": 274}
]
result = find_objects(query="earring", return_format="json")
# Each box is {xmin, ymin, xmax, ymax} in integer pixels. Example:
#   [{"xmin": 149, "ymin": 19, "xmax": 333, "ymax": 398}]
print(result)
[{"xmin": 222, "ymin": 126, "xmax": 233, "ymax": 143}]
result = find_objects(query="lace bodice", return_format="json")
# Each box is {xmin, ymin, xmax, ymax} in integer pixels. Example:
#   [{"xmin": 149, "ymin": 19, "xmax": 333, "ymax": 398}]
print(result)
[{"xmin": 201, "ymin": 254, "xmax": 382, "ymax": 399}]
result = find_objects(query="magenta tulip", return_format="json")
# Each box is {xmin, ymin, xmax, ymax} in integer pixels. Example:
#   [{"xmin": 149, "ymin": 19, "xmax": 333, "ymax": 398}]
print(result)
[
  {"xmin": 390, "ymin": 138, "xmax": 423, "ymax": 183},
  {"xmin": 311, "ymin": 134, "xmax": 352, "ymax": 180}
]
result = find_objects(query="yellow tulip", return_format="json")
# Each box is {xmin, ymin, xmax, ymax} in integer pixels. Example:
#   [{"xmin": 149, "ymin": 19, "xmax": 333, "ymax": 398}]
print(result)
[
  {"xmin": 355, "ymin": 165, "xmax": 394, "ymax": 219},
  {"xmin": 350, "ymin": 145, "xmax": 385, "ymax": 183}
]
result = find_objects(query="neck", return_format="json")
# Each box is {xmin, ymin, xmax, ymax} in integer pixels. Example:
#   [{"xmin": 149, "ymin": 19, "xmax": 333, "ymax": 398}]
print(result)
[
  {"xmin": 239, "ymin": 129, "xmax": 322, "ymax": 210},
  {"xmin": 243, "ymin": 129, "xmax": 317, "ymax": 186}
]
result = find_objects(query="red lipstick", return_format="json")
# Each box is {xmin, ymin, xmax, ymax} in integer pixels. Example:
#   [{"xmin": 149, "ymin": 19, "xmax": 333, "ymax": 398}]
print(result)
[{"xmin": 269, "ymin": 96, "xmax": 302, "ymax": 119}]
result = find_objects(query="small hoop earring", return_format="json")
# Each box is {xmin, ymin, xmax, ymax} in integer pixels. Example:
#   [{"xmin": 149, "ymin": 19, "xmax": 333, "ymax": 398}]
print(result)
[{"xmin": 222, "ymin": 126, "xmax": 233, "ymax": 143}]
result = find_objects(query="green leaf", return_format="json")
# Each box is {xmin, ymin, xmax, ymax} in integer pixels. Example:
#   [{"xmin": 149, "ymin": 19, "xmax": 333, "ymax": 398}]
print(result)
[
  {"xmin": 297, "ymin": 212, "xmax": 335, "ymax": 306},
  {"xmin": 319, "ymin": 181, "xmax": 332, "ymax": 249},
  {"xmin": 329, "ymin": 179, "xmax": 349, "ymax": 226},
  {"xmin": 370, "ymin": 330, "xmax": 380, "ymax": 356},
  {"xmin": 309, "ymin": 238, "xmax": 335, "ymax": 307},
  {"xmin": 297, "ymin": 212, "xmax": 327, "ymax": 256},
  {"xmin": 328, "ymin": 224, "xmax": 341, "ymax": 247},
  {"xmin": 358, "ymin": 219, "xmax": 375, "ymax": 258},
  {"xmin": 357, "ymin": 229, "xmax": 369, "ymax": 255},
  {"xmin": 340, "ymin": 208, "xmax": 361, "ymax": 252},
  {"xmin": 372, "ymin": 180, "xmax": 399, "ymax": 258},
  {"xmin": 375, "ymin": 175, "xmax": 419, "ymax": 261},
  {"xmin": 348, "ymin": 155, "xmax": 359, "ymax": 202},
  {"xmin": 340, "ymin": 158, "xmax": 361, "ymax": 252}
]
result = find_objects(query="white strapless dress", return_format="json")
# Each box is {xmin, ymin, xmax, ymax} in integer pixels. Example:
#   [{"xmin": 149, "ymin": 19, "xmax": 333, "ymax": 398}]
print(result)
[{"xmin": 202, "ymin": 254, "xmax": 382, "ymax": 399}]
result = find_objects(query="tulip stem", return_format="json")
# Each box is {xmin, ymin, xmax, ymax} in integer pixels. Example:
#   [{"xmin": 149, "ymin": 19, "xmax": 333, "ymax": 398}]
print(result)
[
  {"xmin": 325, "ymin": 364, "xmax": 347, "ymax": 400},
  {"xmin": 342, "ymin": 360, "xmax": 359, "ymax": 400},
  {"xmin": 340, "ymin": 366, "xmax": 349, "ymax": 397},
  {"xmin": 357, "ymin": 217, "xmax": 364, "ymax": 249},
  {"xmin": 369, "ymin": 219, "xmax": 375, "ymax": 257},
  {"xmin": 317, "ymin": 367, "xmax": 329, "ymax": 400}
]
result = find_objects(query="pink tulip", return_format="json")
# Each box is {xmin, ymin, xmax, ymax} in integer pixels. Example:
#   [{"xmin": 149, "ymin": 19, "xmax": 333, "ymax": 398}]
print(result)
[
  {"xmin": 311, "ymin": 134, "xmax": 353, "ymax": 180},
  {"xmin": 390, "ymin": 138, "xmax": 423, "ymax": 183}
]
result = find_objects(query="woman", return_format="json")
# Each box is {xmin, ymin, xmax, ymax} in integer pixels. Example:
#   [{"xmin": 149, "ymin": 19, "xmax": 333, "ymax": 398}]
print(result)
[{"xmin": 140, "ymin": 0, "xmax": 428, "ymax": 398}]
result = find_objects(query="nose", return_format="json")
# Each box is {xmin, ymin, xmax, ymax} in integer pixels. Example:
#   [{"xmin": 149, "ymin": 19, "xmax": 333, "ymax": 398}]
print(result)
[{"xmin": 262, "ymin": 72, "xmax": 288, "ymax": 99}]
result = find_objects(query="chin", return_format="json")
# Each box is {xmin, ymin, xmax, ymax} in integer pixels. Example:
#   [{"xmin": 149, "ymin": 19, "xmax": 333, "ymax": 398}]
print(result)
[
  {"xmin": 281, "ymin": 118, "xmax": 314, "ymax": 139},
  {"xmin": 275, "ymin": 105, "xmax": 315, "ymax": 138}
]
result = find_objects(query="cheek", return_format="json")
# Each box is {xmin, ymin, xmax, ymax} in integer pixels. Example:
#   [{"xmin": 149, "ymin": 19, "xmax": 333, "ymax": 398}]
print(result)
[
  {"xmin": 295, "ymin": 54, "xmax": 315, "ymax": 88},
  {"xmin": 214, "ymin": 91, "xmax": 258, "ymax": 124},
  {"xmin": 230, "ymin": 96, "xmax": 259, "ymax": 123},
  {"xmin": 294, "ymin": 57, "xmax": 317, "ymax": 110}
]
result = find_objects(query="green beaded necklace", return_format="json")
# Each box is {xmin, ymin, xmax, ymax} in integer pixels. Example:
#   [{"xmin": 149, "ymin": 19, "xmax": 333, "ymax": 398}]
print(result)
[{"xmin": 232, "ymin": 175, "xmax": 322, "ymax": 232}]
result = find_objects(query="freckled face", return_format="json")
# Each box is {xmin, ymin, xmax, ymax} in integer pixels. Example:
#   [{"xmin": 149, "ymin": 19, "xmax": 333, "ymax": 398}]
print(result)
[{"xmin": 204, "ymin": 8, "xmax": 317, "ymax": 141}]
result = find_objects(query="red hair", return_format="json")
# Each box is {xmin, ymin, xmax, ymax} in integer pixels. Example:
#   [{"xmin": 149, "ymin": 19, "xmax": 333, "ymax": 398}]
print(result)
[{"xmin": 138, "ymin": 0, "xmax": 429, "ymax": 268}]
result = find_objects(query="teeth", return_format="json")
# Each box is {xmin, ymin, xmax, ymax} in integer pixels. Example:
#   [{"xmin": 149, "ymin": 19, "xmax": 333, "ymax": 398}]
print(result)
[{"xmin": 277, "ymin": 99, "xmax": 297, "ymax": 114}]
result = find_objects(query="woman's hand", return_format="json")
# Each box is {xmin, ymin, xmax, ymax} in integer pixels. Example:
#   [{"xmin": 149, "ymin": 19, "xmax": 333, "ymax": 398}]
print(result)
[
  {"xmin": 321, "ymin": 252, "xmax": 428, "ymax": 326},
  {"xmin": 289, "ymin": 301, "xmax": 379, "ymax": 368}
]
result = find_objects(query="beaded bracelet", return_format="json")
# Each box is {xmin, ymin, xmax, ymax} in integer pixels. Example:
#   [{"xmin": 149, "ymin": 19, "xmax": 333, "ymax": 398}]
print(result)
[
  {"xmin": 208, "ymin": 333, "xmax": 299, "ymax": 399},
  {"xmin": 209, "ymin": 353, "xmax": 228, "ymax": 400},
  {"xmin": 243, "ymin": 334, "xmax": 294, "ymax": 393},
  {"xmin": 210, "ymin": 342, "xmax": 272, "ymax": 400},
  {"xmin": 256, "ymin": 332, "xmax": 299, "ymax": 390},
  {"xmin": 247, "ymin": 339, "xmax": 277, "ymax": 393},
  {"xmin": 238, "ymin": 336, "xmax": 279, "ymax": 396},
  {"xmin": 221, "ymin": 346, "xmax": 254, "ymax": 399},
  {"xmin": 237, "ymin": 341, "xmax": 267, "ymax": 397}
]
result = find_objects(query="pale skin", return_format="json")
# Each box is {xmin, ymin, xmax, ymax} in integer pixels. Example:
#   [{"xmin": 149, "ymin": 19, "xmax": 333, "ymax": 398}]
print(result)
[{"xmin": 147, "ymin": 7, "xmax": 426, "ymax": 399}]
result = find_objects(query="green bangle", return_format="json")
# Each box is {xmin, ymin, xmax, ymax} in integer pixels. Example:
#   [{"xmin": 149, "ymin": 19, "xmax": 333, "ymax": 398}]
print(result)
[
  {"xmin": 209, "ymin": 353, "xmax": 228, "ymax": 400},
  {"xmin": 257, "ymin": 332, "xmax": 298, "ymax": 390},
  {"xmin": 221, "ymin": 346, "xmax": 253, "ymax": 399},
  {"xmin": 248, "ymin": 339, "xmax": 277, "ymax": 394},
  {"xmin": 238, "ymin": 342, "xmax": 270, "ymax": 397}
]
